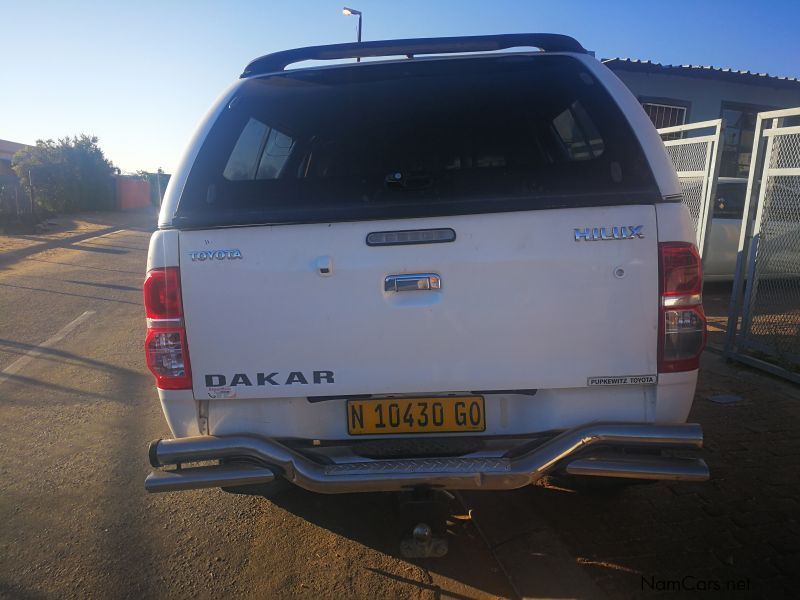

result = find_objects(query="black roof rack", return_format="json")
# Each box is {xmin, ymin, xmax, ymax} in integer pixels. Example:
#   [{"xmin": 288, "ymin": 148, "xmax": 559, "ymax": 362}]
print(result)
[{"xmin": 242, "ymin": 33, "xmax": 586, "ymax": 77}]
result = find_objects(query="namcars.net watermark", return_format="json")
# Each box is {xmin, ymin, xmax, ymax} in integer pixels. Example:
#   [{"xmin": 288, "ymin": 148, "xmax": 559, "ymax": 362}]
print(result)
[{"xmin": 642, "ymin": 575, "xmax": 750, "ymax": 593}]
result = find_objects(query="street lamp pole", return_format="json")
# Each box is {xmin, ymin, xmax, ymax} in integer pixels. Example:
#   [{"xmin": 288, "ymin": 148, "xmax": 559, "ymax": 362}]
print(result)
[{"xmin": 342, "ymin": 7, "xmax": 362, "ymax": 61}]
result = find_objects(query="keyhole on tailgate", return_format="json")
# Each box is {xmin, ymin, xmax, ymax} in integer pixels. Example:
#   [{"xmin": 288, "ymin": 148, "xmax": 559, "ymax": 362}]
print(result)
[{"xmin": 316, "ymin": 255, "xmax": 333, "ymax": 277}]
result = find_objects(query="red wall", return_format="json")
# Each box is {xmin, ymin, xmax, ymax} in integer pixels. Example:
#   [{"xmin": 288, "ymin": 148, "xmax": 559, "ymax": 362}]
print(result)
[{"xmin": 116, "ymin": 177, "xmax": 151, "ymax": 210}]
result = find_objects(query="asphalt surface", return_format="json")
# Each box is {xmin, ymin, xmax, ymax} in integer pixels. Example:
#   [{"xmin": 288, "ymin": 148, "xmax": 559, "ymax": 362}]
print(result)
[{"xmin": 1, "ymin": 211, "xmax": 602, "ymax": 599}]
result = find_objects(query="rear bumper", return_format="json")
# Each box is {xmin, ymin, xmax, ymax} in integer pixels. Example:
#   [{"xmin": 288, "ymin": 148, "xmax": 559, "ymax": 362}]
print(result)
[{"xmin": 145, "ymin": 421, "xmax": 708, "ymax": 494}]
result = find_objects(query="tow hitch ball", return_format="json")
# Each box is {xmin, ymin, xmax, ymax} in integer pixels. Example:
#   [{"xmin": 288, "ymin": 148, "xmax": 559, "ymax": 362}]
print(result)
[
  {"xmin": 398, "ymin": 489, "xmax": 450, "ymax": 558},
  {"xmin": 401, "ymin": 522, "xmax": 448, "ymax": 559}
]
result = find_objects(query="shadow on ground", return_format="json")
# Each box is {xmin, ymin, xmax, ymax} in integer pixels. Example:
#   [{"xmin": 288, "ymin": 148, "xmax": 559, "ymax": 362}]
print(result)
[
  {"xmin": 261, "ymin": 485, "xmax": 516, "ymax": 598},
  {"xmin": 0, "ymin": 208, "xmax": 156, "ymax": 267}
]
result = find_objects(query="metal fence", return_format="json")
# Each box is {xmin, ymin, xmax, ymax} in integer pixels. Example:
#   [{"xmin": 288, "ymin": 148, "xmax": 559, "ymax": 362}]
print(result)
[
  {"xmin": 658, "ymin": 119, "xmax": 723, "ymax": 258},
  {"xmin": 725, "ymin": 107, "xmax": 800, "ymax": 383}
]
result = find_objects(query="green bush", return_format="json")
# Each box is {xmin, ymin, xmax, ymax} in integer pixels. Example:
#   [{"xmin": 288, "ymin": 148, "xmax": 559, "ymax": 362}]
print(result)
[{"xmin": 12, "ymin": 135, "xmax": 116, "ymax": 213}]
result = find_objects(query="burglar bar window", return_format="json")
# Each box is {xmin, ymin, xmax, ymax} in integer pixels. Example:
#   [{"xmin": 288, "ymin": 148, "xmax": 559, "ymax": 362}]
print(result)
[{"xmin": 641, "ymin": 102, "xmax": 687, "ymax": 140}]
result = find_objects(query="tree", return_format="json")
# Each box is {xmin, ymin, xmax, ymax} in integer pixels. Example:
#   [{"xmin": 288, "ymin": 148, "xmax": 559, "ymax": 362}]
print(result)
[{"xmin": 12, "ymin": 135, "xmax": 116, "ymax": 213}]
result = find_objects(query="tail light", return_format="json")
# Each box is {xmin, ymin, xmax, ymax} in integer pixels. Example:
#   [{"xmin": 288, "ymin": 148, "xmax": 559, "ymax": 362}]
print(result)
[
  {"xmin": 144, "ymin": 267, "xmax": 192, "ymax": 389},
  {"xmin": 658, "ymin": 242, "xmax": 706, "ymax": 373},
  {"xmin": 144, "ymin": 266, "xmax": 182, "ymax": 319}
]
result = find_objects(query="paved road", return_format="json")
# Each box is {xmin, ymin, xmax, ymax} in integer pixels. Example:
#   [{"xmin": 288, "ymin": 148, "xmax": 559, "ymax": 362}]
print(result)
[{"xmin": 2, "ymin": 210, "xmax": 797, "ymax": 598}]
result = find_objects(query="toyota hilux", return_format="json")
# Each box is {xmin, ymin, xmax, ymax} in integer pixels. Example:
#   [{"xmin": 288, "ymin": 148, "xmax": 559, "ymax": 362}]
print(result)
[{"xmin": 143, "ymin": 34, "xmax": 709, "ymax": 495}]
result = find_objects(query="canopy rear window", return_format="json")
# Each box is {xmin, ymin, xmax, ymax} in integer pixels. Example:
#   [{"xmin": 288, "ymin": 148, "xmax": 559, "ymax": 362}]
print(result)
[{"xmin": 175, "ymin": 55, "xmax": 659, "ymax": 227}]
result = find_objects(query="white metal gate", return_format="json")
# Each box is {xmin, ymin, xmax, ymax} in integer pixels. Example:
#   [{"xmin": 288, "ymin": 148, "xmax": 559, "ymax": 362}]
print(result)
[
  {"xmin": 658, "ymin": 119, "xmax": 723, "ymax": 258},
  {"xmin": 725, "ymin": 107, "xmax": 800, "ymax": 383}
]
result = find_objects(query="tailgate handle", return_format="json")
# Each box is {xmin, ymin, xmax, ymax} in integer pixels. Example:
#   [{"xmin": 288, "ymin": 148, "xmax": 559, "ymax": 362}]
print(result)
[{"xmin": 384, "ymin": 273, "xmax": 441, "ymax": 292}]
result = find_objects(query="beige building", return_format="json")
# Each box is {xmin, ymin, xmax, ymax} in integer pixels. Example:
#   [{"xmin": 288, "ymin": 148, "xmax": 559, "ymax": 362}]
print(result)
[{"xmin": 605, "ymin": 59, "xmax": 800, "ymax": 178}]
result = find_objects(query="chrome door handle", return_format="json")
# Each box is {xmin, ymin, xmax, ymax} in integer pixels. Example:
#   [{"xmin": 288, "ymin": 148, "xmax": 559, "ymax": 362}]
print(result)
[{"xmin": 384, "ymin": 273, "xmax": 441, "ymax": 292}]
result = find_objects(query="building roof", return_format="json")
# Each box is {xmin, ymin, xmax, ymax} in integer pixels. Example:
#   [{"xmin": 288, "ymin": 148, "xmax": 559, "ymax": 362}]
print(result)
[
  {"xmin": 603, "ymin": 58, "xmax": 800, "ymax": 91},
  {"xmin": 0, "ymin": 139, "xmax": 32, "ymax": 162}
]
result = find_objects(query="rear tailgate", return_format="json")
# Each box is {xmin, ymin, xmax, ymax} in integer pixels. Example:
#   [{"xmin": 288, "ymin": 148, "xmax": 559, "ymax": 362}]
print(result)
[{"xmin": 180, "ymin": 205, "xmax": 658, "ymax": 399}]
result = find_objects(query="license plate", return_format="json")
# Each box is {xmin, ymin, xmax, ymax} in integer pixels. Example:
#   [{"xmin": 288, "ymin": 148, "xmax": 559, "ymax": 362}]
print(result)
[{"xmin": 347, "ymin": 396, "xmax": 486, "ymax": 435}]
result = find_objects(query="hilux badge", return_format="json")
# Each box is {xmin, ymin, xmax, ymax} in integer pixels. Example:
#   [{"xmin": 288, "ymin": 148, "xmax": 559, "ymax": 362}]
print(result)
[
  {"xmin": 574, "ymin": 226, "xmax": 644, "ymax": 241},
  {"xmin": 189, "ymin": 249, "xmax": 243, "ymax": 261}
]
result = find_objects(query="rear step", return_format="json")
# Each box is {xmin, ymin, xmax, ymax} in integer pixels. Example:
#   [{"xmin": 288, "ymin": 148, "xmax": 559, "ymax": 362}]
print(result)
[
  {"xmin": 144, "ymin": 464, "xmax": 275, "ymax": 493},
  {"xmin": 566, "ymin": 456, "xmax": 709, "ymax": 481},
  {"xmin": 145, "ymin": 422, "xmax": 708, "ymax": 494}
]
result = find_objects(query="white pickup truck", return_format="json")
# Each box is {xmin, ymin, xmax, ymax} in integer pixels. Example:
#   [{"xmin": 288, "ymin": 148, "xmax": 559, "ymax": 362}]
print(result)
[{"xmin": 144, "ymin": 34, "xmax": 709, "ymax": 495}]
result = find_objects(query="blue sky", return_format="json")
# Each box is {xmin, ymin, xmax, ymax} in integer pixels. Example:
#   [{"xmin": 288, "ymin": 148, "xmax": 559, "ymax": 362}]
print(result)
[{"xmin": 2, "ymin": 0, "xmax": 798, "ymax": 173}]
